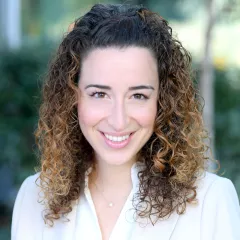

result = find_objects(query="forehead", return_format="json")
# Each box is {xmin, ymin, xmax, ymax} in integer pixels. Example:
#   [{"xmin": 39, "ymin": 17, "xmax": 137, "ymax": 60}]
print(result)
[{"xmin": 79, "ymin": 47, "xmax": 158, "ymax": 88}]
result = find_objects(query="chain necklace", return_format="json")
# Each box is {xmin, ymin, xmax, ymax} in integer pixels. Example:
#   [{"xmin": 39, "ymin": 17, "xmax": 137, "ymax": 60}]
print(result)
[{"xmin": 93, "ymin": 182, "xmax": 114, "ymax": 208}]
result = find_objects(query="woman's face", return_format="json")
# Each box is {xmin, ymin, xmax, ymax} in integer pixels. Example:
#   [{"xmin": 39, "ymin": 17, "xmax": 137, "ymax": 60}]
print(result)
[{"xmin": 78, "ymin": 47, "xmax": 159, "ymax": 166}]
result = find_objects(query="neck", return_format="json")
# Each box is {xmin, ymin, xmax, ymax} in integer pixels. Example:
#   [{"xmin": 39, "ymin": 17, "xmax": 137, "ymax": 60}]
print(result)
[{"xmin": 90, "ymin": 159, "xmax": 135, "ymax": 191}]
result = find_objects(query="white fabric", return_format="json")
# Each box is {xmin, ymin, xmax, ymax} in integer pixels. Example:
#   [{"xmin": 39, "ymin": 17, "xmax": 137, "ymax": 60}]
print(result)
[{"xmin": 12, "ymin": 163, "xmax": 240, "ymax": 240}]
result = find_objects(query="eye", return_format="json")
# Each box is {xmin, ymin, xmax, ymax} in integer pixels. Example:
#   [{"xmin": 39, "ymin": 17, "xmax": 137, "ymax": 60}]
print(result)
[
  {"xmin": 90, "ymin": 91, "xmax": 107, "ymax": 98},
  {"xmin": 132, "ymin": 93, "xmax": 149, "ymax": 100}
]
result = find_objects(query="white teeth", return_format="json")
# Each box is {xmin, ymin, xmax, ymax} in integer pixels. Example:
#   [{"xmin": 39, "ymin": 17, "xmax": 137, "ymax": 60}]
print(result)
[{"xmin": 104, "ymin": 133, "xmax": 130, "ymax": 142}]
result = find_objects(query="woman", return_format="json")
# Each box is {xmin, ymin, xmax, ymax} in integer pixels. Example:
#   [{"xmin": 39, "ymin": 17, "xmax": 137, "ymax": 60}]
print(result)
[{"xmin": 11, "ymin": 3, "xmax": 240, "ymax": 240}]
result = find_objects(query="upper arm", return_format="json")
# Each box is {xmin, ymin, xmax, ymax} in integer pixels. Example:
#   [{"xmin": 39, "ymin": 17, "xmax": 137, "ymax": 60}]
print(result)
[
  {"xmin": 201, "ymin": 177, "xmax": 240, "ymax": 240},
  {"xmin": 11, "ymin": 177, "xmax": 30, "ymax": 239}
]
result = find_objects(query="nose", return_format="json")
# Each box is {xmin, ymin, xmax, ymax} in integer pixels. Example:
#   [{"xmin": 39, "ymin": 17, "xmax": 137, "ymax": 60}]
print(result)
[{"xmin": 107, "ymin": 99, "xmax": 130, "ymax": 132}]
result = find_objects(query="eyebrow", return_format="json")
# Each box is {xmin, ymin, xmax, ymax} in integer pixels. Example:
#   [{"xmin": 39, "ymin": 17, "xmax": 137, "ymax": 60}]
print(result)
[{"xmin": 84, "ymin": 84, "xmax": 155, "ymax": 91}]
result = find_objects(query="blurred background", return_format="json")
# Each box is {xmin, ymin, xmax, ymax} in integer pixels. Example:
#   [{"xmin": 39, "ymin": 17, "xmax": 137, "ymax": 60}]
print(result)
[{"xmin": 0, "ymin": 0, "xmax": 239, "ymax": 238}]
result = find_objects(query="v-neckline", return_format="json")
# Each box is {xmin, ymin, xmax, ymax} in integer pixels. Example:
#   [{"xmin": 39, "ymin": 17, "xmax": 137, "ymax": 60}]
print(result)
[
  {"xmin": 83, "ymin": 162, "xmax": 141, "ymax": 240},
  {"xmin": 85, "ymin": 186, "xmax": 135, "ymax": 240}
]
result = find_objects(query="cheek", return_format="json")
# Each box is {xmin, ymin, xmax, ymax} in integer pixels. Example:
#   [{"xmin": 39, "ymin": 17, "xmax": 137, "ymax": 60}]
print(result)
[
  {"xmin": 130, "ymin": 103, "xmax": 157, "ymax": 128},
  {"xmin": 77, "ymin": 100, "xmax": 107, "ymax": 127}
]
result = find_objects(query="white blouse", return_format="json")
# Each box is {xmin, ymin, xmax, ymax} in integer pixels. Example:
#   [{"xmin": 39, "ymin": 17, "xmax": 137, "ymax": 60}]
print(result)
[
  {"xmin": 12, "ymin": 163, "xmax": 240, "ymax": 240},
  {"xmin": 76, "ymin": 164, "xmax": 140, "ymax": 239}
]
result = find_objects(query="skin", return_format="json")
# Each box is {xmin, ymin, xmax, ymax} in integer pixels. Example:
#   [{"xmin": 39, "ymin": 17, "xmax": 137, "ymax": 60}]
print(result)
[
  {"xmin": 77, "ymin": 46, "xmax": 159, "ymax": 239},
  {"xmin": 78, "ymin": 47, "xmax": 159, "ymax": 168}
]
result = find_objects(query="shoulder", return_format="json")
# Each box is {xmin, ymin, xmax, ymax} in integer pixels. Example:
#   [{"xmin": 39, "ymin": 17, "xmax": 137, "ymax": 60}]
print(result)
[
  {"xmin": 197, "ymin": 171, "xmax": 240, "ymax": 239},
  {"xmin": 21, "ymin": 172, "xmax": 40, "ymax": 190},
  {"xmin": 196, "ymin": 171, "xmax": 239, "ymax": 203},
  {"xmin": 15, "ymin": 173, "xmax": 41, "ymax": 203},
  {"xmin": 12, "ymin": 172, "xmax": 42, "ymax": 210},
  {"xmin": 13, "ymin": 172, "xmax": 41, "ymax": 204}
]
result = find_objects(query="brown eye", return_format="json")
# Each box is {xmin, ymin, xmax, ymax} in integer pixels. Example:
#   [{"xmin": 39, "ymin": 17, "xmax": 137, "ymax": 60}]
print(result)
[
  {"xmin": 133, "ymin": 94, "xmax": 148, "ymax": 100},
  {"xmin": 90, "ymin": 92, "xmax": 107, "ymax": 98}
]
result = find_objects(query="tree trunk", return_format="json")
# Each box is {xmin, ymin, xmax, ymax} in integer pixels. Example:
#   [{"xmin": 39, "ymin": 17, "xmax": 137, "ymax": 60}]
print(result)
[{"xmin": 200, "ymin": 0, "xmax": 216, "ymax": 165}]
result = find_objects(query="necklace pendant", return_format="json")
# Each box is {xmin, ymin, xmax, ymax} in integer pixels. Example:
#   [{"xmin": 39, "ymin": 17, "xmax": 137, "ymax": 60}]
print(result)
[{"xmin": 108, "ymin": 202, "xmax": 114, "ymax": 208}]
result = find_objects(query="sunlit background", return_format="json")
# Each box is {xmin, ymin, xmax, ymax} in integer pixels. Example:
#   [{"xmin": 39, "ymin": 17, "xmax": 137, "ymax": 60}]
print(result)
[{"xmin": 0, "ymin": 0, "xmax": 240, "ymax": 238}]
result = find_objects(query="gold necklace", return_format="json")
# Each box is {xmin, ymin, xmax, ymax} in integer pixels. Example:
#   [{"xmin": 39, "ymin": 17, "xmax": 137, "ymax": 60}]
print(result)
[{"xmin": 93, "ymin": 182, "xmax": 114, "ymax": 208}]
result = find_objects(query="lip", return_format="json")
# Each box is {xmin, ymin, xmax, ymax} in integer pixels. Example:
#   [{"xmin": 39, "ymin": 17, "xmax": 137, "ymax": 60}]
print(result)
[{"xmin": 100, "ymin": 131, "xmax": 135, "ymax": 149}]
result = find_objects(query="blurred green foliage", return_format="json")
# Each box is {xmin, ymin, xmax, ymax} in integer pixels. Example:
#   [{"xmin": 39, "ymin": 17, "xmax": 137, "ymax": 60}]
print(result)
[
  {"xmin": 0, "ymin": 44, "xmax": 53, "ymax": 183},
  {"xmin": 214, "ymin": 69, "xmax": 240, "ymax": 194}
]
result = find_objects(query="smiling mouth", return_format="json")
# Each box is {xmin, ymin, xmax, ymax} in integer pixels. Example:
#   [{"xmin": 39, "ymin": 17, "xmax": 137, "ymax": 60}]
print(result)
[
  {"xmin": 100, "ymin": 132, "xmax": 135, "ymax": 148},
  {"xmin": 103, "ymin": 133, "xmax": 131, "ymax": 142}
]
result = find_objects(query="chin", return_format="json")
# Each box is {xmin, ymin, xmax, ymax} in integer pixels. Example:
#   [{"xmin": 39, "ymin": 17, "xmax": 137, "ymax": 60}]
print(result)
[
  {"xmin": 107, "ymin": 159, "xmax": 133, "ymax": 166},
  {"xmin": 95, "ymin": 151, "xmax": 136, "ymax": 167}
]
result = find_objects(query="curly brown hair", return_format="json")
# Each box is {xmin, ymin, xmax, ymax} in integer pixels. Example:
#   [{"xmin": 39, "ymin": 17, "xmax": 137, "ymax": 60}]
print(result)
[{"xmin": 35, "ymin": 3, "xmax": 212, "ymax": 226}]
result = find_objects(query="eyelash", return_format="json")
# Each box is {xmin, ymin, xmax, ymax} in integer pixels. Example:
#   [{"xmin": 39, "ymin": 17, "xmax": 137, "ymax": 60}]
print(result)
[
  {"xmin": 89, "ymin": 92, "xmax": 149, "ymax": 100},
  {"xmin": 90, "ymin": 91, "xmax": 106, "ymax": 98},
  {"xmin": 132, "ymin": 93, "xmax": 149, "ymax": 100}
]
